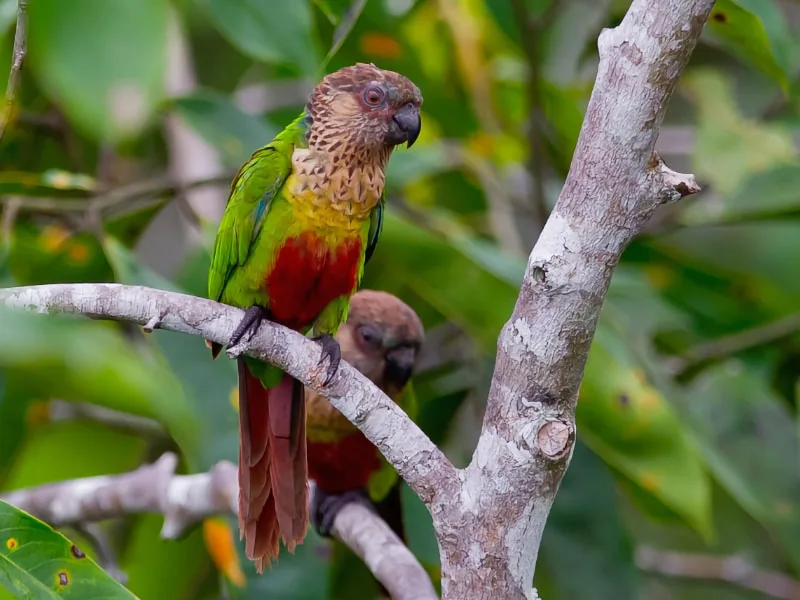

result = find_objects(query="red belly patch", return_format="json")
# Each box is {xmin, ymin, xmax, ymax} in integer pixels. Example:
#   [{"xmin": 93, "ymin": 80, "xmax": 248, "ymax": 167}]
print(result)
[
  {"xmin": 308, "ymin": 432, "xmax": 382, "ymax": 494},
  {"xmin": 265, "ymin": 231, "xmax": 362, "ymax": 331}
]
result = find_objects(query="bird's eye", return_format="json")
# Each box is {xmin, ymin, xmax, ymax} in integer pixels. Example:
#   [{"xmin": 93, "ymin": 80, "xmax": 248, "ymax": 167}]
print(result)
[
  {"xmin": 363, "ymin": 86, "xmax": 385, "ymax": 106},
  {"xmin": 358, "ymin": 325, "xmax": 381, "ymax": 347}
]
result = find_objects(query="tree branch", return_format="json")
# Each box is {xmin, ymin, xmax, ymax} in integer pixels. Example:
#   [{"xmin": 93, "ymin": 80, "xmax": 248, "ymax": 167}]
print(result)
[
  {"xmin": 0, "ymin": 283, "xmax": 458, "ymax": 506},
  {"xmin": 431, "ymin": 1, "xmax": 711, "ymax": 598},
  {"xmin": 636, "ymin": 546, "xmax": 800, "ymax": 600},
  {"xmin": 0, "ymin": 0, "xmax": 29, "ymax": 143},
  {"xmin": 1, "ymin": 453, "xmax": 437, "ymax": 600}
]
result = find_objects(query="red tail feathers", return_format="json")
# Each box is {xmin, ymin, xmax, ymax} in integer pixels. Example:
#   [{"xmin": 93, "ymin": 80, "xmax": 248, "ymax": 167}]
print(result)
[{"xmin": 237, "ymin": 360, "xmax": 309, "ymax": 572}]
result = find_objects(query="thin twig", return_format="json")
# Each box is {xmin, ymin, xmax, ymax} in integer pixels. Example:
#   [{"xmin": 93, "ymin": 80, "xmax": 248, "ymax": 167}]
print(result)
[
  {"xmin": 669, "ymin": 311, "xmax": 800, "ymax": 375},
  {"xmin": 2, "ymin": 453, "xmax": 437, "ymax": 600},
  {"xmin": 0, "ymin": 173, "xmax": 234, "ymax": 215},
  {"xmin": 637, "ymin": 546, "xmax": 800, "ymax": 600},
  {"xmin": 0, "ymin": 0, "xmax": 29, "ymax": 143}
]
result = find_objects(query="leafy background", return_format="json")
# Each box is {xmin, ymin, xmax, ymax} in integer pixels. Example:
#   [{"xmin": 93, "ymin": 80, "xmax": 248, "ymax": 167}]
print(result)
[{"xmin": 0, "ymin": 0, "xmax": 799, "ymax": 598}]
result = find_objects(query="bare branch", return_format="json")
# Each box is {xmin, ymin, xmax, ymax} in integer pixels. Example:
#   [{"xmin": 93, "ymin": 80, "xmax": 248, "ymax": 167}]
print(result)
[
  {"xmin": 328, "ymin": 491, "xmax": 438, "ymax": 600},
  {"xmin": 636, "ymin": 546, "xmax": 800, "ymax": 600},
  {"xmin": 432, "ymin": 1, "xmax": 711, "ymax": 598},
  {"xmin": 0, "ymin": 0, "xmax": 29, "ymax": 143},
  {"xmin": 1, "ymin": 453, "xmax": 437, "ymax": 600},
  {"xmin": 0, "ymin": 453, "xmax": 236, "ymax": 535},
  {"xmin": 0, "ymin": 283, "xmax": 458, "ymax": 505}
]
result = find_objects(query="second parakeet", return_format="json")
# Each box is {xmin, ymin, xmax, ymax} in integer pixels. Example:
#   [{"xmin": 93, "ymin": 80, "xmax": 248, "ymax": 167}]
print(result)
[{"xmin": 305, "ymin": 289, "xmax": 425, "ymax": 541}]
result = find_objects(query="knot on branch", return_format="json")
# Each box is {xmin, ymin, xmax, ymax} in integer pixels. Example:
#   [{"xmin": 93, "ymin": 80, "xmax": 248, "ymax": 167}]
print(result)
[{"xmin": 531, "ymin": 419, "xmax": 574, "ymax": 460}]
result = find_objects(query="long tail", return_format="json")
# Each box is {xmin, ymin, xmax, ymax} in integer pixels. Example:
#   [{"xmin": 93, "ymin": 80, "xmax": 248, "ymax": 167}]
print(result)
[{"xmin": 237, "ymin": 359, "xmax": 309, "ymax": 572}]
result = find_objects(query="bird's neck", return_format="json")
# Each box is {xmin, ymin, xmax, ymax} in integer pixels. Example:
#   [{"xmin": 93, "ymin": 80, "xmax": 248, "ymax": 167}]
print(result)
[{"xmin": 288, "ymin": 146, "xmax": 388, "ymax": 222}]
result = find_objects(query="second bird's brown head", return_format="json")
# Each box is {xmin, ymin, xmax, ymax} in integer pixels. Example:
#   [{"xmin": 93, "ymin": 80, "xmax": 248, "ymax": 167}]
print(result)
[
  {"xmin": 306, "ymin": 63, "xmax": 423, "ymax": 157},
  {"xmin": 337, "ymin": 290, "xmax": 425, "ymax": 398}
]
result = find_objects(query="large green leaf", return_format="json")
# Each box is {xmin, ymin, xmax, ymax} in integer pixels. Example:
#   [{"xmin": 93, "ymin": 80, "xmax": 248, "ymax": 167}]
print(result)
[
  {"xmin": 103, "ymin": 238, "xmax": 238, "ymax": 472},
  {"xmin": 578, "ymin": 326, "xmax": 713, "ymax": 538},
  {"xmin": 0, "ymin": 500, "xmax": 138, "ymax": 599},
  {"xmin": 364, "ymin": 210, "xmax": 517, "ymax": 351},
  {"xmin": 196, "ymin": 0, "xmax": 320, "ymax": 76},
  {"xmin": 704, "ymin": 0, "xmax": 792, "ymax": 91},
  {"xmin": 171, "ymin": 90, "xmax": 279, "ymax": 168},
  {"xmin": 0, "ymin": 305, "xmax": 199, "ymax": 467},
  {"xmin": 27, "ymin": 0, "xmax": 168, "ymax": 142},
  {"xmin": 675, "ymin": 363, "xmax": 800, "ymax": 572}
]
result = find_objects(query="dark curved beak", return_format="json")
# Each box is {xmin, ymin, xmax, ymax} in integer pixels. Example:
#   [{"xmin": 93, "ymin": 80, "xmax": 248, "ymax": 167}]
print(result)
[
  {"xmin": 385, "ymin": 346, "xmax": 416, "ymax": 390},
  {"xmin": 391, "ymin": 105, "xmax": 421, "ymax": 148}
]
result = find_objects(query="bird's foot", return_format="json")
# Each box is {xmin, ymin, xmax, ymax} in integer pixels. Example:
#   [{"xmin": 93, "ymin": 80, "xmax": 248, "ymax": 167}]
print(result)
[
  {"xmin": 226, "ymin": 305, "xmax": 268, "ymax": 358},
  {"xmin": 311, "ymin": 333, "xmax": 341, "ymax": 386},
  {"xmin": 311, "ymin": 487, "xmax": 374, "ymax": 538}
]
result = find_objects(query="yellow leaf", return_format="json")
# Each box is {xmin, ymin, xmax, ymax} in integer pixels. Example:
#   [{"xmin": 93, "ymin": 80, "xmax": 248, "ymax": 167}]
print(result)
[
  {"xmin": 203, "ymin": 517, "xmax": 245, "ymax": 588},
  {"xmin": 229, "ymin": 386, "xmax": 239, "ymax": 413}
]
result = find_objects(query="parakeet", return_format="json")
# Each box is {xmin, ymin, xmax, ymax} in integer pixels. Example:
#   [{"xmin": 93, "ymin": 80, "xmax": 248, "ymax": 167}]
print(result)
[
  {"xmin": 207, "ymin": 63, "xmax": 423, "ymax": 572},
  {"xmin": 305, "ymin": 289, "xmax": 425, "ymax": 541}
]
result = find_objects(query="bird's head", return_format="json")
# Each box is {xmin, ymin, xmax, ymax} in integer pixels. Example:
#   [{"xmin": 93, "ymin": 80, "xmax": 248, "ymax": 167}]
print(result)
[
  {"xmin": 306, "ymin": 63, "xmax": 423, "ymax": 154},
  {"xmin": 337, "ymin": 290, "xmax": 425, "ymax": 398}
]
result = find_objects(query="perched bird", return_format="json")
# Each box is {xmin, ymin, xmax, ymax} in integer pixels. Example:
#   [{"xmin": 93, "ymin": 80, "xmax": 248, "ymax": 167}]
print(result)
[
  {"xmin": 207, "ymin": 63, "xmax": 422, "ymax": 572},
  {"xmin": 305, "ymin": 289, "xmax": 425, "ymax": 543}
]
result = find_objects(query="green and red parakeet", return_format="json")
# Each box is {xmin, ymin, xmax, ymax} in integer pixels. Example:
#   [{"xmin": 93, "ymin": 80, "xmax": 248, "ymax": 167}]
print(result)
[
  {"xmin": 304, "ymin": 289, "xmax": 424, "ymax": 541},
  {"xmin": 207, "ymin": 63, "xmax": 423, "ymax": 572}
]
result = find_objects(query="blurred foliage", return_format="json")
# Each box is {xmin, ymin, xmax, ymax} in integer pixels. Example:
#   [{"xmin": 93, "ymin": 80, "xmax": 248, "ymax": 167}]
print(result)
[{"xmin": 0, "ymin": 0, "xmax": 799, "ymax": 598}]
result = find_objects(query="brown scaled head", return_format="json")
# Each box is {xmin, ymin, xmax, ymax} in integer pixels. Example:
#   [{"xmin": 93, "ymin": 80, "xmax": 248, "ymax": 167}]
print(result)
[
  {"xmin": 337, "ymin": 290, "xmax": 425, "ymax": 397},
  {"xmin": 307, "ymin": 63, "xmax": 423, "ymax": 151}
]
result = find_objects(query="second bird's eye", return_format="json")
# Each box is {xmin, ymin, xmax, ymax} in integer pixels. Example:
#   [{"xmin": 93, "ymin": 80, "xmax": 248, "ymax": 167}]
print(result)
[
  {"xmin": 364, "ymin": 86, "xmax": 385, "ymax": 106},
  {"xmin": 358, "ymin": 325, "xmax": 381, "ymax": 347}
]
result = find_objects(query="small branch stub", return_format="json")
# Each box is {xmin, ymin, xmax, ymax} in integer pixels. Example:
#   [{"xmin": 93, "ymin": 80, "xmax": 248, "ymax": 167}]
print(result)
[{"xmin": 535, "ymin": 419, "xmax": 573, "ymax": 460}]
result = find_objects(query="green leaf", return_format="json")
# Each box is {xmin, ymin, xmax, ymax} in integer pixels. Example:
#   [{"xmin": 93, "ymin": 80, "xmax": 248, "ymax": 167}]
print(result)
[
  {"xmin": 704, "ymin": 0, "xmax": 791, "ymax": 91},
  {"xmin": 364, "ymin": 210, "xmax": 517, "ymax": 351},
  {"xmin": 539, "ymin": 442, "xmax": 642, "ymax": 600},
  {"xmin": 682, "ymin": 163, "xmax": 800, "ymax": 225},
  {"xmin": 0, "ymin": 500, "xmax": 138, "ymax": 599},
  {"xmin": 578, "ymin": 327, "xmax": 713, "ymax": 538},
  {"xmin": 681, "ymin": 69, "xmax": 797, "ymax": 196},
  {"xmin": 8, "ymin": 224, "xmax": 114, "ymax": 286},
  {"xmin": 197, "ymin": 0, "xmax": 320, "ymax": 76},
  {"xmin": 104, "ymin": 238, "xmax": 239, "ymax": 472},
  {"xmin": 171, "ymin": 90, "xmax": 279, "ymax": 168},
  {"xmin": 27, "ymin": 0, "xmax": 168, "ymax": 142},
  {"xmin": 675, "ymin": 363, "xmax": 800, "ymax": 572},
  {"xmin": 121, "ymin": 515, "xmax": 211, "ymax": 600},
  {"xmin": 319, "ymin": 0, "xmax": 368, "ymax": 72},
  {"xmin": 0, "ymin": 305, "xmax": 199, "ymax": 468}
]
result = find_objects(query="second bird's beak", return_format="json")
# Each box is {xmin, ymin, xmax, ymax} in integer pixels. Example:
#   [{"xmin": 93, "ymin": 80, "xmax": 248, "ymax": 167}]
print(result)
[
  {"xmin": 385, "ymin": 346, "xmax": 417, "ymax": 391},
  {"xmin": 391, "ymin": 105, "xmax": 421, "ymax": 148}
]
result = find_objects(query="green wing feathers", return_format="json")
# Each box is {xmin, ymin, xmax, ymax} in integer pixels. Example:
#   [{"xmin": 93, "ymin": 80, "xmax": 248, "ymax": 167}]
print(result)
[
  {"xmin": 364, "ymin": 192, "xmax": 385, "ymax": 265},
  {"xmin": 208, "ymin": 113, "xmax": 309, "ymax": 304}
]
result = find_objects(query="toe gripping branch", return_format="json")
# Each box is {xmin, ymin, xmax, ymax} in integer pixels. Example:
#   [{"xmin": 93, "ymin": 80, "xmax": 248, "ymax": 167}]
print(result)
[{"xmin": 311, "ymin": 487, "xmax": 374, "ymax": 537}]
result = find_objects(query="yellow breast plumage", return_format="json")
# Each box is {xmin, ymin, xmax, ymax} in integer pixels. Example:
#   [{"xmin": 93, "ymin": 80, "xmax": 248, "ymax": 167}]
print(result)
[{"xmin": 286, "ymin": 147, "xmax": 385, "ymax": 233}]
